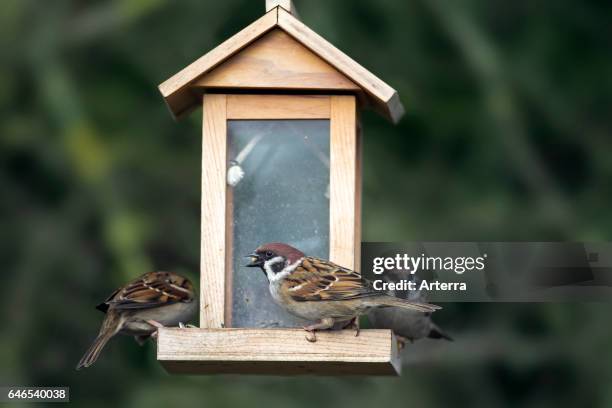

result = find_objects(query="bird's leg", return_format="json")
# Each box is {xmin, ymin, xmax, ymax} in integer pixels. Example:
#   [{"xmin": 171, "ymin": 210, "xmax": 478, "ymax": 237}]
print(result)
[
  {"xmin": 146, "ymin": 319, "xmax": 165, "ymax": 340},
  {"xmin": 342, "ymin": 317, "xmax": 360, "ymax": 337},
  {"xmin": 303, "ymin": 318, "xmax": 335, "ymax": 343},
  {"xmin": 396, "ymin": 335, "xmax": 408, "ymax": 351},
  {"xmin": 146, "ymin": 319, "xmax": 165, "ymax": 328},
  {"xmin": 178, "ymin": 322, "xmax": 198, "ymax": 329}
]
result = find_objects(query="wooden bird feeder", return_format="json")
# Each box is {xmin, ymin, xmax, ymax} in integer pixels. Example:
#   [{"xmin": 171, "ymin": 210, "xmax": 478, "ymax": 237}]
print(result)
[{"xmin": 157, "ymin": 0, "xmax": 405, "ymax": 375}]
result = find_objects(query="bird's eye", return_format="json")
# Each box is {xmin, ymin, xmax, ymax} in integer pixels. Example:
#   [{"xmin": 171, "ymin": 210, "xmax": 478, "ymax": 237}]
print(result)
[{"xmin": 265, "ymin": 251, "xmax": 273, "ymax": 259}]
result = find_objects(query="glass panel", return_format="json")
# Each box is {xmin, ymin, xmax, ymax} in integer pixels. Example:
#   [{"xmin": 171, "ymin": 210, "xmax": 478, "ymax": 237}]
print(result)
[{"xmin": 228, "ymin": 120, "xmax": 330, "ymax": 328}]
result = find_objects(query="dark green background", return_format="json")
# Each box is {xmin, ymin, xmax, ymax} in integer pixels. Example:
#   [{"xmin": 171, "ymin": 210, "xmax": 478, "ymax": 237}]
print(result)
[{"xmin": 2, "ymin": 0, "xmax": 611, "ymax": 406}]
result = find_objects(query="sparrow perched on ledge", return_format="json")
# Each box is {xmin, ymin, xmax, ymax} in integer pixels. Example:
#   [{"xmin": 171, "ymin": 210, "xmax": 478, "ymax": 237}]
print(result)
[
  {"xmin": 246, "ymin": 243, "xmax": 441, "ymax": 341},
  {"xmin": 368, "ymin": 274, "xmax": 452, "ymax": 348},
  {"xmin": 76, "ymin": 271, "xmax": 196, "ymax": 370}
]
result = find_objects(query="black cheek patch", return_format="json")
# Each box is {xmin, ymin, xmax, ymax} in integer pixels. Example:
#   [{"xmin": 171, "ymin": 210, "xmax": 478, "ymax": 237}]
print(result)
[{"xmin": 271, "ymin": 261, "xmax": 285, "ymax": 274}]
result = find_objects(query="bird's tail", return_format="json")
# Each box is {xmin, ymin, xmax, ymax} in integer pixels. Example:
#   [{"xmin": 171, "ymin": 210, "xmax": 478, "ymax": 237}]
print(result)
[
  {"xmin": 76, "ymin": 312, "xmax": 122, "ymax": 370},
  {"xmin": 428, "ymin": 324, "xmax": 453, "ymax": 341},
  {"xmin": 371, "ymin": 295, "xmax": 442, "ymax": 313}
]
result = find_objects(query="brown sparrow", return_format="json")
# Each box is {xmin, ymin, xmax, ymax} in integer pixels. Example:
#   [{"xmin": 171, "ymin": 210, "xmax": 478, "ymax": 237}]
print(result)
[
  {"xmin": 370, "ymin": 308, "xmax": 452, "ymax": 348},
  {"xmin": 368, "ymin": 275, "xmax": 451, "ymax": 348},
  {"xmin": 246, "ymin": 243, "xmax": 441, "ymax": 341},
  {"xmin": 76, "ymin": 271, "xmax": 196, "ymax": 370}
]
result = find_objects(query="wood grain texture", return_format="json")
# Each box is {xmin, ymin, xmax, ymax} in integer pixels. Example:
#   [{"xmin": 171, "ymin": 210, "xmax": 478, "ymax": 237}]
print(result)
[
  {"xmin": 329, "ymin": 96, "xmax": 358, "ymax": 271},
  {"xmin": 226, "ymin": 94, "xmax": 330, "ymax": 119},
  {"xmin": 224, "ymin": 184, "xmax": 234, "ymax": 328},
  {"xmin": 157, "ymin": 328, "xmax": 401, "ymax": 375},
  {"xmin": 159, "ymin": 7, "xmax": 404, "ymax": 122},
  {"xmin": 159, "ymin": 6, "xmax": 404, "ymax": 123},
  {"xmin": 266, "ymin": 0, "xmax": 298, "ymax": 16},
  {"xmin": 266, "ymin": 0, "xmax": 300, "ymax": 21},
  {"xmin": 159, "ymin": 9, "xmax": 278, "ymax": 118},
  {"xmin": 355, "ymin": 118, "xmax": 363, "ymax": 270},
  {"xmin": 277, "ymin": 8, "xmax": 405, "ymax": 123},
  {"xmin": 195, "ymin": 29, "xmax": 360, "ymax": 92},
  {"xmin": 200, "ymin": 94, "xmax": 227, "ymax": 328}
]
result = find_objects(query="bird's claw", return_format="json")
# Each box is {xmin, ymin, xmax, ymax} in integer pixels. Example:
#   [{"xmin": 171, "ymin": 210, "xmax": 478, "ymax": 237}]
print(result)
[
  {"xmin": 303, "ymin": 327, "xmax": 317, "ymax": 343},
  {"xmin": 145, "ymin": 320, "xmax": 165, "ymax": 341},
  {"xmin": 342, "ymin": 318, "xmax": 360, "ymax": 337},
  {"xmin": 396, "ymin": 335, "xmax": 408, "ymax": 351},
  {"xmin": 146, "ymin": 319, "xmax": 165, "ymax": 329}
]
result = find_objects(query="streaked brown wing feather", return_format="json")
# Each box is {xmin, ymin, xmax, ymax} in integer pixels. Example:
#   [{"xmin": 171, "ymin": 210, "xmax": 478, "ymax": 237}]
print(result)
[
  {"xmin": 103, "ymin": 271, "xmax": 193, "ymax": 310},
  {"xmin": 285, "ymin": 257, "xmax": 376, "ymax": 302}
]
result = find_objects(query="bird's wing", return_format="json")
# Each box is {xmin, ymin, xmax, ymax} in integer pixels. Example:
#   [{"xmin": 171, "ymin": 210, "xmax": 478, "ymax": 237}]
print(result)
[
  {"xmin": 284, "ymin": 257, "xmax": 377, "ymax": 302},
  {"xmin": 96, "ymin": 288, "xmax": 120, "ymax": 313},
  {"xmin": 101, "ymin": 271, "xmax": 194, "ymax": 310}
]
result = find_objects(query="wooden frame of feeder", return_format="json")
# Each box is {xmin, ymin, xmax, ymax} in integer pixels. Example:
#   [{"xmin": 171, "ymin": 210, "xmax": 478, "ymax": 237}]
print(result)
[{"xmin": 156, "ymin": 1, "xmax": 405, "ymax": 376}]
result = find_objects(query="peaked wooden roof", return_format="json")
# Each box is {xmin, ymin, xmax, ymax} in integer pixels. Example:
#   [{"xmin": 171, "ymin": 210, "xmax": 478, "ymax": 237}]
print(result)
[{"xmin": 158, "ymin": 7, "xmax": 404, "ymax": 123}]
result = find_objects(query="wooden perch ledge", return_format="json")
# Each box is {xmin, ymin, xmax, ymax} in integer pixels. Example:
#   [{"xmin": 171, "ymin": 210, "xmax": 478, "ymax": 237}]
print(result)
[{"xmin": 157, "ymin": 328, "xmax": 402, "ymax": 375}]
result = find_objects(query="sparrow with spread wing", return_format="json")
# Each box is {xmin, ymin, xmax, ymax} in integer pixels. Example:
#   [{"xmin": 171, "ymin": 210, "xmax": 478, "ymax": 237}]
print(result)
[
  {"xmin": 246, "ymin": 243, "xmax": 440, "ymax": 341},
  {"xmin": 76, "ymin": 271, "xmax": 196, "ymax": 370}
]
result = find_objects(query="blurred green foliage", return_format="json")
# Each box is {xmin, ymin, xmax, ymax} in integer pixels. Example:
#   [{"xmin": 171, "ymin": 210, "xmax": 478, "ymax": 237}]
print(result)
[{"xmin": 1, "ymin": 0, "xmax": 612, "ymax": 407}]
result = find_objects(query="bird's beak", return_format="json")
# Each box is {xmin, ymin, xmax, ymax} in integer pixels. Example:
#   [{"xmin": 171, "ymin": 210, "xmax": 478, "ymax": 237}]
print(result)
[{"xmin": 245, "ymin": 253, "xmax": 263, "ymax": 268}]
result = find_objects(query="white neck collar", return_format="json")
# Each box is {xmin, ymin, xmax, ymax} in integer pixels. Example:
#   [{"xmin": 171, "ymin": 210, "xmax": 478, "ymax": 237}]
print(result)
[{"xmin": 265, "ymin": 257, "xmax": 304, "ymax": 284}]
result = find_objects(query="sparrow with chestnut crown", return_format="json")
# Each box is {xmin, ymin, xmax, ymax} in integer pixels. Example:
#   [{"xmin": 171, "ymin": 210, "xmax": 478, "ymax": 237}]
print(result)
[{"xmin": 246, "ymin": 243, "xmax": 441, "ymax": 342}]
